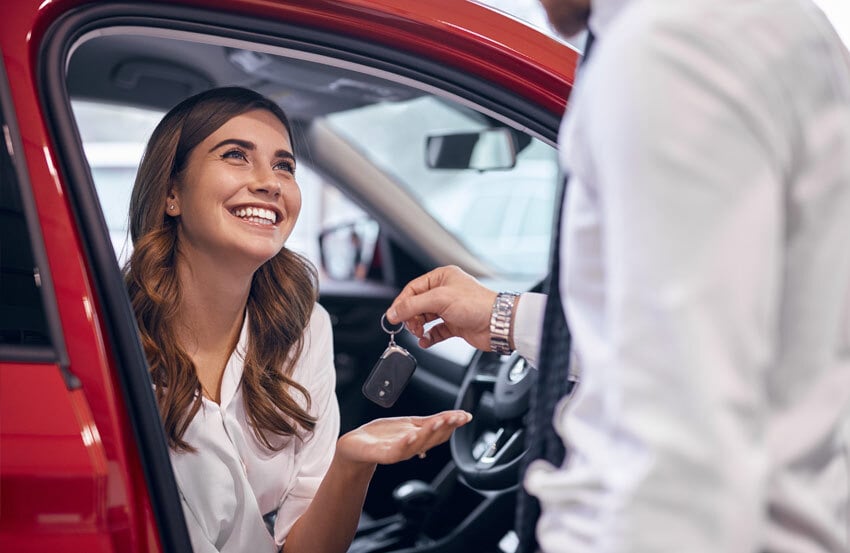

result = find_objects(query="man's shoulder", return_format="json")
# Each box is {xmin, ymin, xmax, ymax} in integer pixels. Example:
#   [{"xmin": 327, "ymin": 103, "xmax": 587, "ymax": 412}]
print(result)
[
  {"xmin": 593, "ymin": 0, "xmax": 823, "ymax": 96},
  {"xmin": 607, "ymin": 0, "xmax": 814, "ymax": 54}
]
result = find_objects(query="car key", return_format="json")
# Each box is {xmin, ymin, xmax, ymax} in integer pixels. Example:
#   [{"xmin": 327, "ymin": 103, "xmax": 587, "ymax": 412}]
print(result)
[{"xmin": 362, "ymin": 314, "xmax": 417, "ymax": 408}]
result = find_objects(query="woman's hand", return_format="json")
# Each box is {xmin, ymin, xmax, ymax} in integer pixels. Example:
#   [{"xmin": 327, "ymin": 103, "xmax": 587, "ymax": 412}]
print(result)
[
  {"xmin": 336, "ymin": 410, "xmax": 472, "ymax": 466},
  {"xmin": 286, "ymin": 410, "xmax": 471, "ymax": 553}
]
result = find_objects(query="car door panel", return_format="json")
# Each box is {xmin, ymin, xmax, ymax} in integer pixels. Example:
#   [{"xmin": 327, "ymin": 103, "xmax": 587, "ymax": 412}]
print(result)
[{"xmin": 9, "ymin": 0, "xmax": 576, "ymax": 549}]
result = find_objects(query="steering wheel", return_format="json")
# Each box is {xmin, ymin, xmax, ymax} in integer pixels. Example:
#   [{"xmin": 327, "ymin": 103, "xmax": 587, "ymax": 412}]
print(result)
[{"xmin": 450, "ymin": 350, "xmax": 536, "ymax": 489}]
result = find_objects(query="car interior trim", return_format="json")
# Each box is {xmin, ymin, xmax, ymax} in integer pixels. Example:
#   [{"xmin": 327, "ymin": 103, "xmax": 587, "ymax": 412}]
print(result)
[
  {"xmin": 70, "ymin": 25, "xmax": 560, "ymax": 149},
  {"xmin": 55, "ymin": 2, "xmax": 563, "ymax": 142}
]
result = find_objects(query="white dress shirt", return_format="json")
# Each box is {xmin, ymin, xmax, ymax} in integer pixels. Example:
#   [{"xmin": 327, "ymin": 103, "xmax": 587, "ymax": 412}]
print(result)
[
  {"xmin": 517, "ymin": 0, "xmax": 850, "ymax": 551},
  {"xmin": 169, "ymin": 304, "xmax": 339, "ymax": 553}
]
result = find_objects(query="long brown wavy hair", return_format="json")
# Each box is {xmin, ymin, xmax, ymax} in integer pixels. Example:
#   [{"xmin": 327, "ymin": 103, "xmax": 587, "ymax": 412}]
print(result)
[{"xmin": 125, "ymin": 87, "xmax": 319, "ymax": 452}]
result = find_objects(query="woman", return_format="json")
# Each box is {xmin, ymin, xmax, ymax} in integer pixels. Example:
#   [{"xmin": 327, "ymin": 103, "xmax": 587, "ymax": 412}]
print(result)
[{"xmin": 124, "ymin": 87, "xmax": 470, "ymax": 553}]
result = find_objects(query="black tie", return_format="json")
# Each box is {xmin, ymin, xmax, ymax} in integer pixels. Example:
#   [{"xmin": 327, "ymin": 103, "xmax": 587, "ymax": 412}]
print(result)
[{"xmin": 514, "ymin": 31, "xmax": 594, "ymax": 553}]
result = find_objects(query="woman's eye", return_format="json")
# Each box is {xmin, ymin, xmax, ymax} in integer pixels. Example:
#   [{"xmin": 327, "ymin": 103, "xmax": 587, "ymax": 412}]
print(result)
[
  {"xmin": 275, "ymin": 160, "xmax": 296, "ymax": 175},
  {"xmin": 221, "ymin": 149, "xmax": 247, "ymax": 162}
]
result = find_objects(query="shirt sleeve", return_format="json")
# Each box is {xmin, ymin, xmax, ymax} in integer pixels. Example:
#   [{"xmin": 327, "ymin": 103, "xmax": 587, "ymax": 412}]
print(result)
[
  {"xmin": 527, "ymin": 12, "xmax": 787, "ymax": 553},
  {"xmin": 274, "ymin": 304, "xmax": 341, "ymax": 547},
  {"xmin": 513, "ymin": 292, "xmax": 546, "ymax": 367}
]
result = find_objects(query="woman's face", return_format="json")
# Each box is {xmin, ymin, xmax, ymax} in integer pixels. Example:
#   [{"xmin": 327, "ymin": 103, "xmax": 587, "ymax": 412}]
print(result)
[{"xmin": 170, "ymin": 109, "xmax": 300, "ymax": 272}]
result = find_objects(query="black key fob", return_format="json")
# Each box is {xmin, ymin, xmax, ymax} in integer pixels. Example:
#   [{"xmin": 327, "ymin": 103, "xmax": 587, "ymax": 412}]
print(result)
[{"xmin": 362, "ymin": 344, "xmax": 417, "ymax": 408}]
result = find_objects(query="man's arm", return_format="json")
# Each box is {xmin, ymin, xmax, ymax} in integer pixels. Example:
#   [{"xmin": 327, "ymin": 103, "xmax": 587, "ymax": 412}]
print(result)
[{"xmin": 386, "ymin": 266, "xmax": 546, "ymax": 364}]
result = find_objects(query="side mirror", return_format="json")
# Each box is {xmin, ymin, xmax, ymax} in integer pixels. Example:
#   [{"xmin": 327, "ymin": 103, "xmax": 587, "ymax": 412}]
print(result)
[
  {"xmin": 425, "ymin": 128, "xmax": 516, "ymax": 171},
  {"xmin": 318, "ymin": 219, "xmax": 379, "ymax": 281}
]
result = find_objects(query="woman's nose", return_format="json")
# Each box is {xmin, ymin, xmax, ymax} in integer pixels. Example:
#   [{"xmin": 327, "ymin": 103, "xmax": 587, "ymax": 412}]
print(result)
[{"xmin": 249, "ymin": 166, "xmax": 281, "ymax": 197}]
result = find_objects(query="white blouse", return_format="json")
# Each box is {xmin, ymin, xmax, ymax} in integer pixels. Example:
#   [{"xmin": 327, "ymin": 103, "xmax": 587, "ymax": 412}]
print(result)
[{"xmin": 169, "ymin": 304, "xmax": 339, "ymax": 553}]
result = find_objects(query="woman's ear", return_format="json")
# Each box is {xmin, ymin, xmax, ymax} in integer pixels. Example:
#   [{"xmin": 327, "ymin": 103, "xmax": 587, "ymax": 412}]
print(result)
[{"xmin": 166, "ymin": 189, "xmax": 181, "ymax": 217}]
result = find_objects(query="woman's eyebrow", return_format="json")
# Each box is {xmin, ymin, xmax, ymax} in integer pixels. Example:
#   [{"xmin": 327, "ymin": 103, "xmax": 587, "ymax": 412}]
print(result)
[
  {"xmin": 209, "ymin": 138, "xmax": 254, "ymax": 152},
  {"xmin": 275, "ymin": 150, "xmax": 296, "ymax": 163},
  {"xmin": 209, "ymin": 138, "xmax": 294, "ymax": 161}
]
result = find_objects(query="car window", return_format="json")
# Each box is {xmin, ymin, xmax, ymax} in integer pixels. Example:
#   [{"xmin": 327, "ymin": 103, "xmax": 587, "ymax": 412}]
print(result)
[
  {"xmin": 0, "ymin": 99, "xmax": 51, "ymax": 348},
  {"xmin": 69, "ymin": 33, "xmax": 559, "ymax": 285},
  {"xmin": 73, "ymin": 101, "xmax": 160, "ymax": 265},
  {"xmin": 326, "ymin": 97, "xmax": 560, "ymax": 279}
]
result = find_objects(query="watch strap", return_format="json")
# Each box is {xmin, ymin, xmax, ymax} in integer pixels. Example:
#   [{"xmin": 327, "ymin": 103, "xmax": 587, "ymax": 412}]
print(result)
[{"xmin": 489, "ymin": 292, "xmax": 520, "ymax": 355}]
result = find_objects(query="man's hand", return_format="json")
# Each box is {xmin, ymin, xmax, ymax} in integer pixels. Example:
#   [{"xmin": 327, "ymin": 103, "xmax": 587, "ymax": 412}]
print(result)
[{"xmin": 386, "ymin": 265, "xmax": 497, "ymax": 351}]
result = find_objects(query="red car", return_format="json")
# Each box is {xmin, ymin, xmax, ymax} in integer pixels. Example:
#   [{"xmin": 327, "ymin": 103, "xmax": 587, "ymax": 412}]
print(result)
[{"xmin": 0, "ymin": 1, "xmax": 577, "ymax": 551}]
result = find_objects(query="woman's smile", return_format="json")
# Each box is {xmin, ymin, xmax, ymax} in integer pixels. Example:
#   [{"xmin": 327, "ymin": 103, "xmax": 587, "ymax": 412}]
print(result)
[{"xmin": 229, "ymin": 205, "xmax": 282, "ymax": 227}]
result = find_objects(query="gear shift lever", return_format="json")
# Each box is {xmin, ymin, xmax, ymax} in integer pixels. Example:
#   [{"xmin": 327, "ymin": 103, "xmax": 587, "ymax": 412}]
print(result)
[
  {"xmin": 348, "ymin": 480, "xmax": 438, "ymax": 553},
  {"xmin": 393, "ymin": 480, "xmax": 438, "ymax": 537}
]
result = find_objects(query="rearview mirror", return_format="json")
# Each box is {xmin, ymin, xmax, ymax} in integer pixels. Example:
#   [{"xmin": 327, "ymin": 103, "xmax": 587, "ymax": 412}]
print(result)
[{"xmin": 426, "ymin": 128, "xmax": 516, "ymax": 171}]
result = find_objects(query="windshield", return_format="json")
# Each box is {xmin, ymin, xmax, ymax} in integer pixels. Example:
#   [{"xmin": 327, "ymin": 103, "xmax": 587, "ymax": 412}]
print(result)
[{"xmin": 326, "ymin": 96, "xmax": 560, "ymax": 280}]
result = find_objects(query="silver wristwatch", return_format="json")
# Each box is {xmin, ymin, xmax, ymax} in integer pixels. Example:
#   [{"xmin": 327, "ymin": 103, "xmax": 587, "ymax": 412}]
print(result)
[{"xmin": 489, "ymin": 292, "xmax": 520, "ymax": 355}]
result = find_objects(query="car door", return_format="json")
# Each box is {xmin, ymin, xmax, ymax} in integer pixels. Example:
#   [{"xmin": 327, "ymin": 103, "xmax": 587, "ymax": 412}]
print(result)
[
  {"xmin": 18, "ymin": 0, "xmax": 577, "ymax": 549},
  {"xmin": 0, "ymin": 29, "xmax": 189, "ymax": 553}
]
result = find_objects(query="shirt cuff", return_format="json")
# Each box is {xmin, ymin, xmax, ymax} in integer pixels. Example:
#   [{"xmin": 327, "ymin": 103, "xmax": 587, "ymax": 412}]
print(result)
[{"xmin": 512, "ymin": 292, "xmax": 546, "ymax": 367}]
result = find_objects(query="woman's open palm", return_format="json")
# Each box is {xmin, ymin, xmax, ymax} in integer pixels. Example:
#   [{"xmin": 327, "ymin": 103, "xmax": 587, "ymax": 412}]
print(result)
[{"xmin": 336, "ymin": 410, "xmax": 472, "ymax": 465}]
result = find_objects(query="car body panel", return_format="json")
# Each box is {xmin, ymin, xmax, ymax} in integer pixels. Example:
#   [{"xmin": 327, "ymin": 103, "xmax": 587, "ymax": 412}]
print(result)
[{"xmin": 0, "ymin": 365, "xmax": 110, "ymax": 550}]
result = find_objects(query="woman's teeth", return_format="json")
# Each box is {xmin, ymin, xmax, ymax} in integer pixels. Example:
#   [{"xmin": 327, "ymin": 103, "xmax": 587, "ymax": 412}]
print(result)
[{"xmin": 233, "ymin": 207, "xmax": 277, "ymax": 225}]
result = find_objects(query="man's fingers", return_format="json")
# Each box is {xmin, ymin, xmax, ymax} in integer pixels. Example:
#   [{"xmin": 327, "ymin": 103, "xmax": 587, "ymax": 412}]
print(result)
[
  {"xmin": 401, "ymin": 313, "xmax": 438, "ymax": 339},
  {"xmin": 388, "ymin": 288, "xmax": 449, "ymax": 325},
  {"xmin": 387, "ymin": 266, "xmax": 465, "ymax": 324}
]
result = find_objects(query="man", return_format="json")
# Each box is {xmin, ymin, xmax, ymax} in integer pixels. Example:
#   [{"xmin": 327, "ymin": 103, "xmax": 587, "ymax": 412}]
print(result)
[{"xmin": 387, "ymin": 0, "xmax": 850, "ymax": 551}]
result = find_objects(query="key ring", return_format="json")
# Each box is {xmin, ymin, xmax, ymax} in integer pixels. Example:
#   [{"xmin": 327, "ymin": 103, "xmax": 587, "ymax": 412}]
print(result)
[{"xmin": 381, "ymin": 313, "xmax": 404, "ymax": 345}]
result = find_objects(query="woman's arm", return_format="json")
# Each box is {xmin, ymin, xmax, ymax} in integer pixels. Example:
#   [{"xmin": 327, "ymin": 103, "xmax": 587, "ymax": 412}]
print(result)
[
  {"xmin": 283, "ymin": 410, "xmax": 471, "ymax": 553},
  {"xmin": 282, "ymin": 449, "xmax": 374, "ymax": 553}
]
